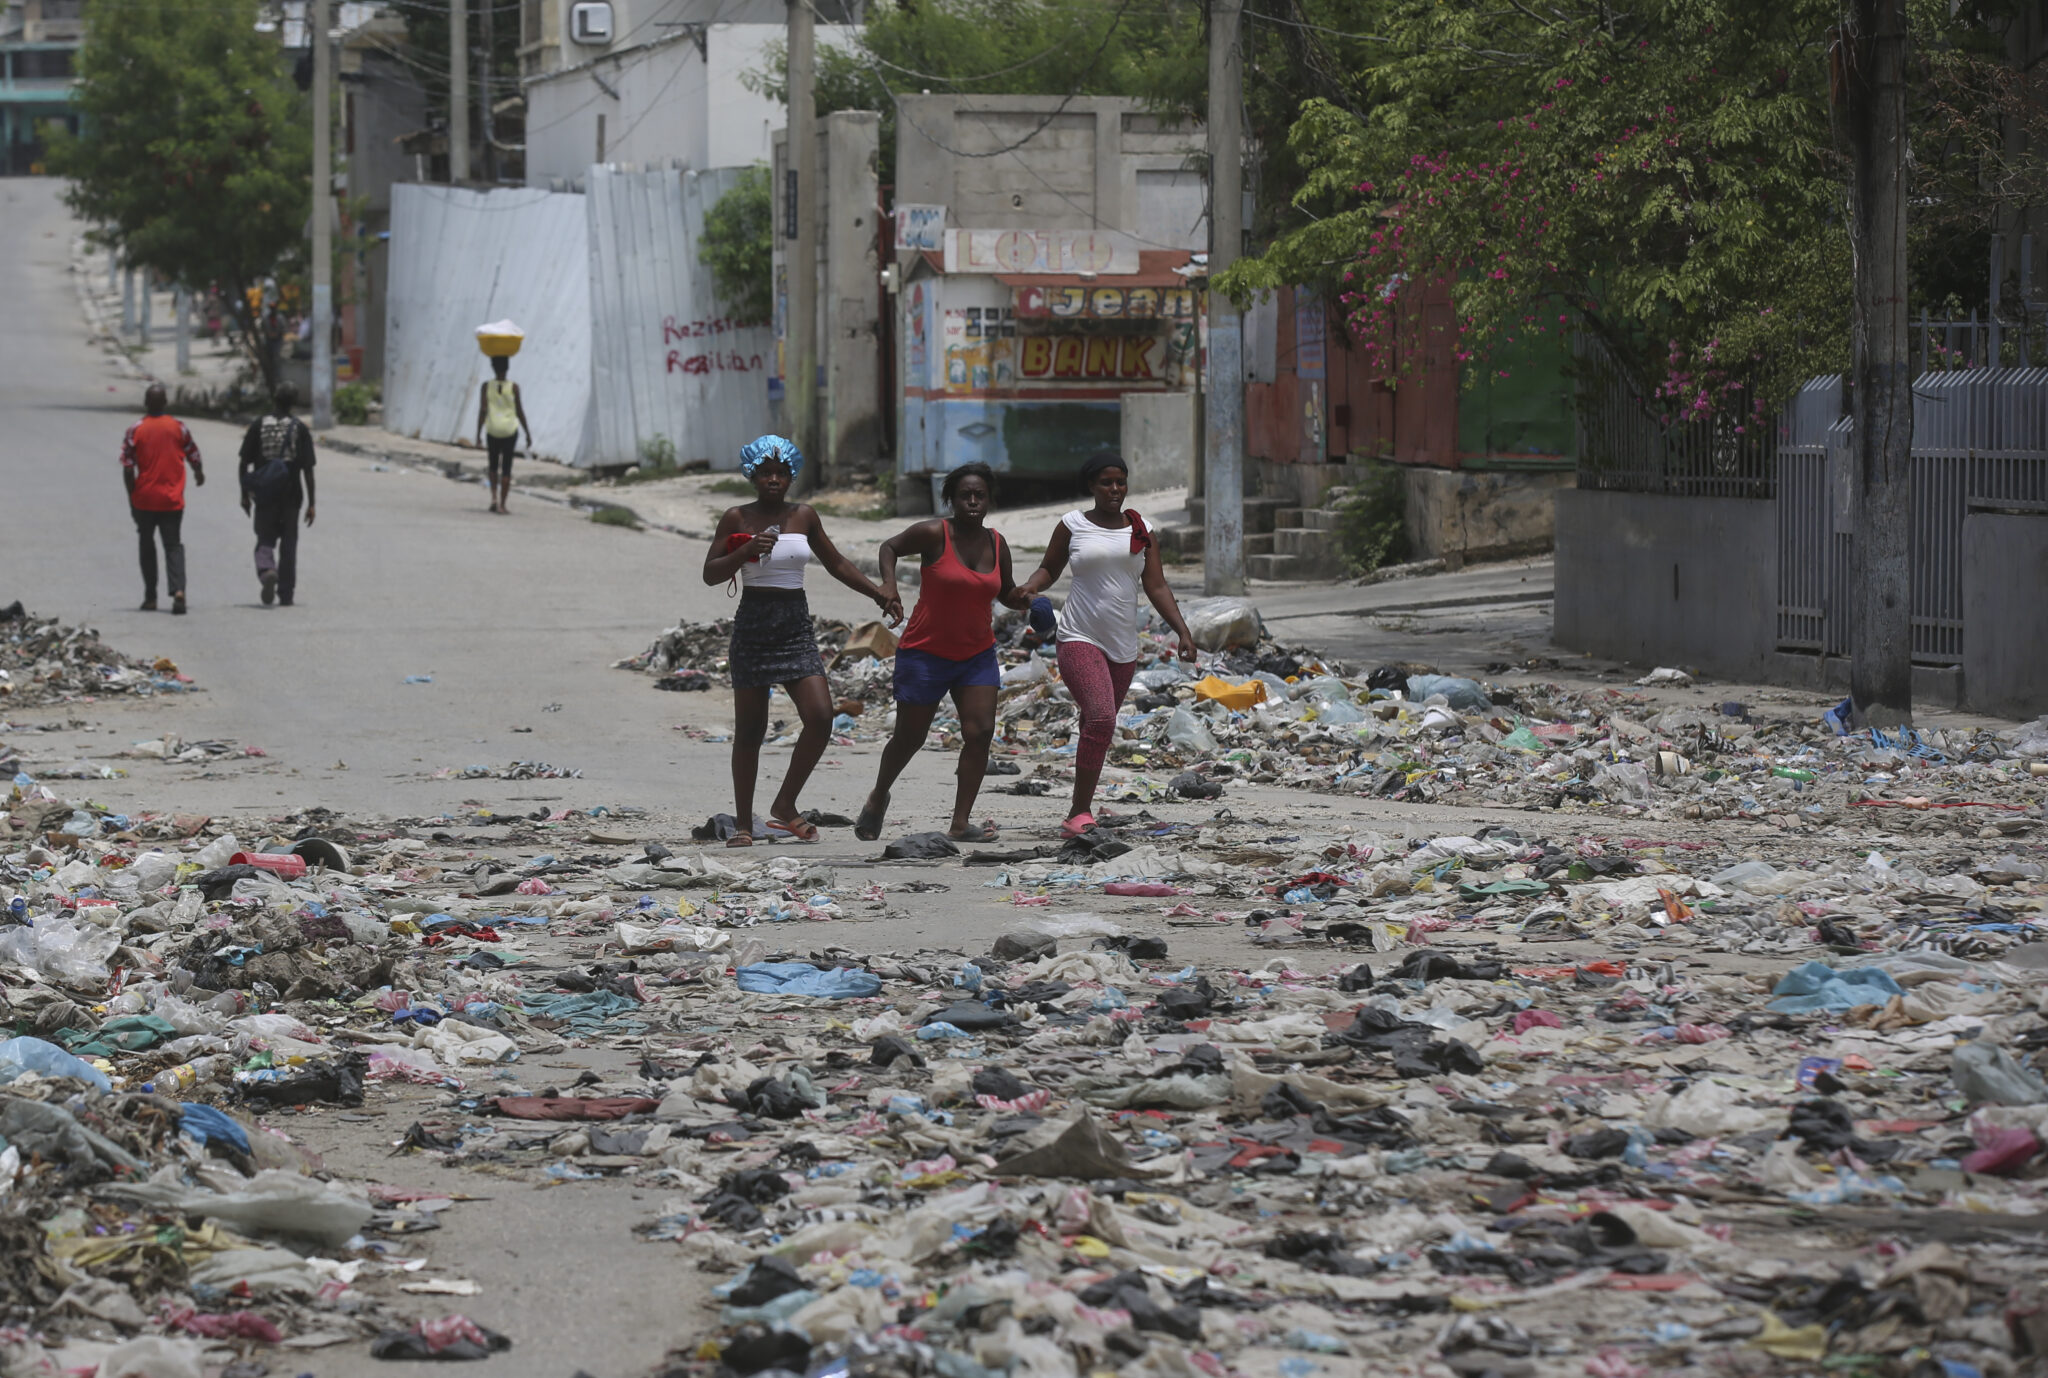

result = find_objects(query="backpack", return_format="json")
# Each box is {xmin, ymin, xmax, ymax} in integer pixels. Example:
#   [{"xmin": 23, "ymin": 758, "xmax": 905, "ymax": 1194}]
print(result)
[{"xmin": 250, "ymin": 415, "xmax": 302, "ymax": 498}]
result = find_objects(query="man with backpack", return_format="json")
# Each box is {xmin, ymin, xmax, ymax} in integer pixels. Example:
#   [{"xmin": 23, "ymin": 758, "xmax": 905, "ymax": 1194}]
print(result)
[{"xmin": 238, "ymin": 383, "xmax": 317, "ymax": 607}]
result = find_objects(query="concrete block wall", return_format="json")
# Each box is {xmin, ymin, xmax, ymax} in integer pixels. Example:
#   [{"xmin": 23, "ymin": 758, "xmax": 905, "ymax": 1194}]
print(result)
[
  {"xmin": 1404, "ymin": 468, "xmax": 1575, "ymax": 567},
  {"xmin": 1553, "ymin": 490, "xmax": 1778, "ymax": 681},
  {"xmin": 1554, "ymin": 490, "xmax": 2048, "ymax": 716}
]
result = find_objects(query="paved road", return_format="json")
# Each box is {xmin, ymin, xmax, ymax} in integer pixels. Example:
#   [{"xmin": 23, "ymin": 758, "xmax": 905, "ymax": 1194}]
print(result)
[{"xmin": 1, "ymin": 179, "xmax": 909, "ymax": 827}]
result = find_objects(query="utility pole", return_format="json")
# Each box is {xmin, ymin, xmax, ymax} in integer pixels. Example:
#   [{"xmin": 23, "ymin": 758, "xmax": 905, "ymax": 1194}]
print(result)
[
  {"xmin": 121, "ymin": 265, "xmax": 134, "ymax": 336},
  {"xmin": 479, "ymin": 0, "xmax": 496, "ymax": 184},
  {"xmin": 1203, "ymin": 0, "xmax": 1245, "ymax": 595},
  {"xmin": 1839, "ymin": 0, "xmax": 1912, "ymax": 725},
  {"xmin": 311, "ymin": 0, "xmax": 334, "ymax": 429},
  {"xmin": 137, "ymin": 269, "xmax": 151, "ymax": 347},
  {"xmin": 479, "ymin": 0, "xmax": 495, "ymax": 184},
  {"xmin": 175, "ymin": 286, "xmax": 190, "ymax": 374},
  {"xmin": 449, "ymin": 0, "xmax": 470, "ymax": 184},
  {"xmin": 786, "ymin": 0, "xmax": 819, "ymax": 489}
]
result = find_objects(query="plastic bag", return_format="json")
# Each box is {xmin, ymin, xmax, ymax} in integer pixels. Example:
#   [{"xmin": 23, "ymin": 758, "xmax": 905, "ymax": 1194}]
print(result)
[
  {"xmin": 118, "ymin": 851, "xmax": 179, "ymax": 894},
  {"xmin": 1313, "ymin": 699, "xmax": 1366, "ymax": 726},
  {"xmin": 1591, "ymin": 761, "xmax": 1654, "ymax": 806},
  {"xmin": 1191, "ymin": 676, "xmax": 1266, "ymax": 710},
  {"xmin": 1166, "ymin": 707, "xmax": 1218, "ymax": 754},
  {"xmin": 0, "ymin": 1035, "xmax": 113, "ymax": 1092},
  {"xmin": 112, "ymin": 1169, "xmax": 372, "ymax": 1247},
  {"xmin": 1405, "ymin": 674, "xmax": 1490, "ymax": 711},
  {"xmin": 1180, "ymin": 596, "xmax": 1264, "ymax": 651},
  {"xmin": 1952, "ymin": 1042, "xmax": 2048, "ymax": 1106},
  {"xmin": 190, "ymin": 833, "xmax": 240, "ymax": 869},
  {"xmin": 734, "ymin": 963, "xmax": 883, "ymax": 999},
  {"xmin": 0, "ymin": 919, "xmax": 120, "ymax": 986},
  {"xmin": 1000, "ymin": 656, "xmax": 1050, "ymax": 688}
]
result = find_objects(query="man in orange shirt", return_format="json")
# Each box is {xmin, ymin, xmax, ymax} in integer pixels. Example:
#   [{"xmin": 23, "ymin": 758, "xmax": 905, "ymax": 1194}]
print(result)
[{"xmin": 120, "ymin": 383, "xmax": 205, "ymax": 614}]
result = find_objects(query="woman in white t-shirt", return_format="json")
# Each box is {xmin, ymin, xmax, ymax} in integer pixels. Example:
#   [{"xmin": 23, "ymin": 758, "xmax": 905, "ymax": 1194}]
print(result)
[{"xmin": 1016, "ymin": 452, "xmax": 1198, "ymax": 837}]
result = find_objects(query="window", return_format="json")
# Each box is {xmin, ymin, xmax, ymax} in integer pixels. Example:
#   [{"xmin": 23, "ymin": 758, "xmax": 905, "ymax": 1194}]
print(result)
[{"xmin": 18, "ymin": 49, "xmax": 76, "ymax": 80}]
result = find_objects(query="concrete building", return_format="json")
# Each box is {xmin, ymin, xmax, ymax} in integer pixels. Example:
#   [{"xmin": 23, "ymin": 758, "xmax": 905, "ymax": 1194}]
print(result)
[
  {"xmin": 520, "ymin": 0, "xmax": 856, "ymax": 189},
  {"xmin": 771, "ymin": 111, "xmax": 882, "ymax": 487},
  {"xmin": 336, "ymin": 11, "xmax": 429, "ymax": 384},
  {"xmin": 0, "ymin": 0, "xmax": 80, "ymax": 176},
  {"xmin": 892, "ymin": 94, "xmax": 1207, "ymax": 511}
]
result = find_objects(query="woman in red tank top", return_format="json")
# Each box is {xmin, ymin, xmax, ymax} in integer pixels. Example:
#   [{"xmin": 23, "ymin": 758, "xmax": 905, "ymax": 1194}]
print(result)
[{"xmin": 857, "ymin": 463, "xmax": 1029, "ymax": 842}]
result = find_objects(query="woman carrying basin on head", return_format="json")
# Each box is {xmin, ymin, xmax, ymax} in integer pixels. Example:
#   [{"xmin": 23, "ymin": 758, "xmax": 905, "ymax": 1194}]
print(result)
[
  {"xmin": 854, "ymin": 462, "xmax": 1034, "ymax": 844},
  {"xmin": 1015, "ymin": 451, "xmax": 1198, "ymax": 839},
  {"xmin": 702, "ymin": 435, "xmax": 896, "ymax": 847}
]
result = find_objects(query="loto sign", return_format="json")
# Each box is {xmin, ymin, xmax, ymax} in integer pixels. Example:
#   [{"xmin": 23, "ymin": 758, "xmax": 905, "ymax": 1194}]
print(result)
[{"xmin": 943, "ymin": 229, "xmax": 1140, "ymax": 276}]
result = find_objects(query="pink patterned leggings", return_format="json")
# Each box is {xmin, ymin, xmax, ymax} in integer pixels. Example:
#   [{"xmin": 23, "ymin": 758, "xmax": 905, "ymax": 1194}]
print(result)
[{"xmin": 1057, "ymin": 640, "xmax": 1137, "ymax": 773}]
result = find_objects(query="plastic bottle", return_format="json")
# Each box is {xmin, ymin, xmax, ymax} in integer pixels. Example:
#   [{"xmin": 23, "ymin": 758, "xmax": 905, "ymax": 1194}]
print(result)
[
  {"xmin": 144, "ymin": 1055, "xmax": 224, "ymax": 1095},
  {"xmin": 1771, "ymin": 767, "xmax": 1817, "ymax": 783}
]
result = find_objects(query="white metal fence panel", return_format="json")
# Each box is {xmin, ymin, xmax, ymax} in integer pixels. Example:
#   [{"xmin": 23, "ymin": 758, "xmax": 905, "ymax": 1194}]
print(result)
[
  {"xmin": 385, "ymin": 185, "xmax": 593, "ymax": 464},
  {"xmin": 1773, "ymin": 369, "xmax": 2048, "ymax": 666},
  {"xmin": 586, "ymin": 166, "xmax": 774, "ymax": 471}
]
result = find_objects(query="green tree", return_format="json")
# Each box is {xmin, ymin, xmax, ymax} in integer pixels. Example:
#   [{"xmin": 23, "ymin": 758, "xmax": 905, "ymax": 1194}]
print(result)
[
  {"xmin": 51, "ymin": 0, "xmax": 311, "ymax": 388},
  {"xmin": 700, "ymin": 164, "xmax": 775, "ymax": 326},
  {"xmin": 1218, "ymin": 0, "xmax": 1853, "ymax": 419}
]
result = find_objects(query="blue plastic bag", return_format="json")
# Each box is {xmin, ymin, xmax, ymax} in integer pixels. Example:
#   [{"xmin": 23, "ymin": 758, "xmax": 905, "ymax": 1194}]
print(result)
[
  {"xmin": 1767, "ymin": 961, "xmax": 1903, "ymax": 1013},
  {"xmin": 178, "ymin": 1103, "xmax": 252, "ymax": 1155},
  {"xmin": 0, "ymin": 1036, "xmax": 112, "ymax": 1092},
  {"xmin": 734, "ymin": 962, "xmax": 882, "ymax": 999}
]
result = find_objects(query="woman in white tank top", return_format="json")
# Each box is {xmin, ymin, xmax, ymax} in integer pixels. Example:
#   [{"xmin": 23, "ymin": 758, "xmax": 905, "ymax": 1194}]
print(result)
[
  {"xmin": 1016, "ymin": 452, "xmax": 1197, "ymax": 838},
  {"xmin": 702, "ymin": 435, "xmax": 896, "ymax": 846}
]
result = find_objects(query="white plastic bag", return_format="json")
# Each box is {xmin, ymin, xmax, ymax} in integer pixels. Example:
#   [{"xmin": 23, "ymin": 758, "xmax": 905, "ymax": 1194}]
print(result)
[
  {"xmin": 114, "ymin": 1169, "xmax": 371, "ymax": 1248},
  {"xmin": 1180, "ymin": 596, "xmax": 1264, "ymax": 651},
  {"xmin": 1166, "ymin": 707, "xmax": 1219, "ymax": 753}
]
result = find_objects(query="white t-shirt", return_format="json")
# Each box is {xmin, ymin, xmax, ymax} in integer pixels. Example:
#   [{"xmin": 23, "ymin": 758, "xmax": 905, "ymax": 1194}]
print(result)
[{"xmin": 1055, "ymin": 510, "xmax": 1146, "ymax": 662}]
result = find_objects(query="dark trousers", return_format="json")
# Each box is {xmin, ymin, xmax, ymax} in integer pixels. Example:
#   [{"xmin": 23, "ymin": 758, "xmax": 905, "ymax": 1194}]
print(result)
[
  {"xmin": 253, "ymin": 502, "xmax": 300, "ymax": 602},
  {"xmin": 132, "ymin": 508, "xmax": 185, "ymax": 598}
]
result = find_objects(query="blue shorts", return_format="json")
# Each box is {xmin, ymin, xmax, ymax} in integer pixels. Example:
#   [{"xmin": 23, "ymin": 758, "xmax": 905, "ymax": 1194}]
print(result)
[{"xmin": 894, "ymin": 645, "xmax": 1000, "ymax": 705}]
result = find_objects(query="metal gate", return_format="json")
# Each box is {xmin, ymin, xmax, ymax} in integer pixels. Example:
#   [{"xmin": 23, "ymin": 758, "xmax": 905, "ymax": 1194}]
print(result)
[{"xmin": 1773, "ymin": 368, "xmax": 2048, "ymax": 666}]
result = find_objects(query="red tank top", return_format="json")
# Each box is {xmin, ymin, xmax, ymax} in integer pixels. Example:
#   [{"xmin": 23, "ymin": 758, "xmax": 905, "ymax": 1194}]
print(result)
[{"xmin": 899, "ymin": 521, "xmax": 1002, "ymax": 660}]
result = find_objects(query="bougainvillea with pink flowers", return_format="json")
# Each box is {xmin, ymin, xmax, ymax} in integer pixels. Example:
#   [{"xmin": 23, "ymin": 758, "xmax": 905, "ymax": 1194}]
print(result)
[{"xmin": 1216, "ymin": 0, "xmax": 1855, "ymax": 418}]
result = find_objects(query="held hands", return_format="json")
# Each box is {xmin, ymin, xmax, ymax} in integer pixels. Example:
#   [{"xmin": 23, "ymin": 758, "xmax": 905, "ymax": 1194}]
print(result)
[{"xmin": 877, "ymin": 586, "xmax": 905, "ymax": 626}]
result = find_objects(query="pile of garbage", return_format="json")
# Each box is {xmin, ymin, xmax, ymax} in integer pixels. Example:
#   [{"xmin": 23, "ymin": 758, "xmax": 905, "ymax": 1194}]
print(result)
[
  {"xmin": 617, "ymin": 599, "xmax": 2043, "ymax": 833},
  {"xmin": 4, "ymin": 748, "xmax": 2048, "ymax": 1375},
  {"xmin": 0, "ymin": 603, "xmax": 196, "ymax": 707}
]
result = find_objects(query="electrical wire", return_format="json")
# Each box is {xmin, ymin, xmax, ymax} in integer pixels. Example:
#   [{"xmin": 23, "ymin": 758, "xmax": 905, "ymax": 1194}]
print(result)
[{"xmin": 800, "ymin": 0, "xmax": 1139, "ymax": 162}]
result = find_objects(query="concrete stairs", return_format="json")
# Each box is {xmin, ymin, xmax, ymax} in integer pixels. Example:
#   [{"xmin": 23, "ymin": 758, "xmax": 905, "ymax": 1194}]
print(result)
[{"xmin": 1164, "ymin": 494, "xmax": 1349, "ymax": 581}]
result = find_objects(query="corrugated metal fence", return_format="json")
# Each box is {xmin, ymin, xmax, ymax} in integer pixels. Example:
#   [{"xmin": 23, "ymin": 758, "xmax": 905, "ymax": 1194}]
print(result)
[
  {"xmin": 586, "ymin": 167, "xmax": 774, "ymax": 470},
  {"xmin": 1581, "ymin": 355, "xmax": 2048, "ymax": 668},
  {"xmin": 384, "ymin": 185, "xmax": 594, "ymax": 463},
  {"xmin": 1772, "ymin": 370, "xmax": 2048, "ymax": 665}
]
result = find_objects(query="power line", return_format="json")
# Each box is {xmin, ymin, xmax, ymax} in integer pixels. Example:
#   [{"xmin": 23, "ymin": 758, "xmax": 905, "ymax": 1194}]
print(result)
[{"xmin": 802, "ymin": 0, "xmax": 1139, "ymax": 161}]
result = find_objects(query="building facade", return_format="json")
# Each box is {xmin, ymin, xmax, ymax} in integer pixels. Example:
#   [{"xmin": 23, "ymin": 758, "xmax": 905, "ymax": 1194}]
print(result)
[
  {"xmin": 892, "ymin": 94, "xmax": 1207, "ymax": 509},
  {"xmin": 0, "ymin": 0, "xmax": 80, "ymax": 176},
  {"xmin": 520, "ymin": 0, "xmax": 855, "ymax": 189}
]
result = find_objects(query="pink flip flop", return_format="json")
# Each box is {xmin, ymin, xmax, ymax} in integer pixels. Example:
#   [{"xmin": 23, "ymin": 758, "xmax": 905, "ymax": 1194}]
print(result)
[{"xmin": 1059, "ymin": 813, "xmax": 1097, "ymax": 839}]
